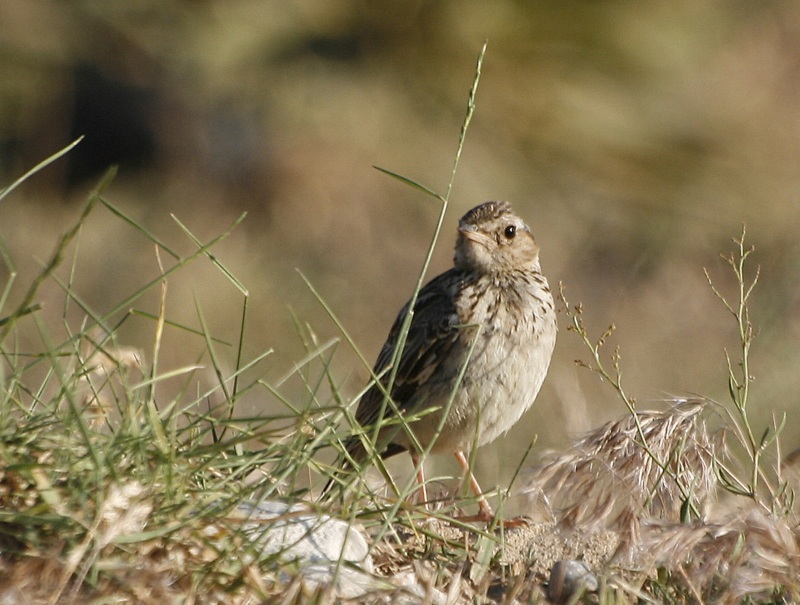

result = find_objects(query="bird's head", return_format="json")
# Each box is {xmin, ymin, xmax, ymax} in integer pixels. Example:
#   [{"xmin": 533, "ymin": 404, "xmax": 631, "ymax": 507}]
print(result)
[{"xmin": 454, "ymin": 201, "xmax": 541, "ymax": 274}]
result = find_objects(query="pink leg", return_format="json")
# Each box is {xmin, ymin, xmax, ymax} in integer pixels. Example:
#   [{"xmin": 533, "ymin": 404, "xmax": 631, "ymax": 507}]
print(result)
[
  {"xmin": 454, "ymin": 450, "xmax": 494, "ymax": 522},
  {"xmin": 410, "ymin": 452, "xmax": 429, "ymax": 507}
]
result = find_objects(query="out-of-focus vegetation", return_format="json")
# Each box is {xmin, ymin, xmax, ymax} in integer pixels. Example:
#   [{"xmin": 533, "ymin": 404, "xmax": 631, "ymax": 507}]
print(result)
[{"xmin": 2, "ymin": 1, "xmax": 799, "ymax": 489}]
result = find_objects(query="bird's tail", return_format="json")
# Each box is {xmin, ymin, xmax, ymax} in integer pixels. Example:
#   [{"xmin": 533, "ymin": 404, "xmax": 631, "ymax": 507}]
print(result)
[
  {"xmin": 318, "ymin": 436, "xmax": 367, "ymax": 501},
  {"xmin": 319, "ymin": 435, "xmax": 405, "ymax": 502}
]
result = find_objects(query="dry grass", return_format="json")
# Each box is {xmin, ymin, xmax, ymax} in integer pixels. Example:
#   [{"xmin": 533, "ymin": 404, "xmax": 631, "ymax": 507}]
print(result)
[
  {"xmin": 2, "ymin": 50, "xmax": 799, "ymax": 604},
  {"xmin": 521, "ymin": 396, "xmax": 800, "ymax": 602},
  {"xmin": 523, "ymin": 398, "xmax": 722, "ymax": 535},
  {"xmin": 1, "ymin": 196, "xmax": 798, "ymax": 605},
  {"xmin": 641, "ymin": 508, "xmax": 800, "ymax": 603},
  {"xmin": 512, "ymin": 230, "xmax": 800, "ymax": 602}
]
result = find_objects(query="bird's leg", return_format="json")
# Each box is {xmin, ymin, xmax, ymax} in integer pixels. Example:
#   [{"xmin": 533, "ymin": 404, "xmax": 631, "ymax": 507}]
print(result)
[
  {"xmin": 454, "ymin": 450, "xmax": 494, "ymax": 522},
  {"xmin": 410, "ymin": 452, "xmax": 429, "ymax": 508},
  {"xmin": 453, "ymin": 451, "xmax": 530, "ymax": 528}
]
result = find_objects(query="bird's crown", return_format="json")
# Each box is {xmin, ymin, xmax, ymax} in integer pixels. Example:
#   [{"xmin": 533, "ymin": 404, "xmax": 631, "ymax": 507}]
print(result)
[{"xmin": 459, "ymin": 201, "xmax": 513, "ymax": 227}]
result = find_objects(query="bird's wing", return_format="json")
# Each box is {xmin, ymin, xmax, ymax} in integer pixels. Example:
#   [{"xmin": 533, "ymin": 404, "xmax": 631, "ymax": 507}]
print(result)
[{"xmin": 355, "ymin": 269, "xmax": 464, "ymax": 430}]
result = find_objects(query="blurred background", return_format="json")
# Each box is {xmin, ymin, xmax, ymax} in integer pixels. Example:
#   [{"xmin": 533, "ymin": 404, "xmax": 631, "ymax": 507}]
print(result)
[{"xmin": 2, "ymin": 1, "xmax": 799, "ymax": 490}]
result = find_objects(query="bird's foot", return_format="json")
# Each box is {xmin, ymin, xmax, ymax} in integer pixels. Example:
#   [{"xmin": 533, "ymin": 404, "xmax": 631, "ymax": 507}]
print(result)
[
  {"xmin": 454, "ymin": 501, "xmax": 532, "ymax": 529},
  {"xmin": 495, "ymin": 515, "xmax": 532, "ymax": 529}
]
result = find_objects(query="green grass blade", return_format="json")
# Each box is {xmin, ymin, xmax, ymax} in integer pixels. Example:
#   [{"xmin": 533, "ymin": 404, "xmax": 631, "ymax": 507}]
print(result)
[
  {"xmin": 371, "ymin": 166, "xmax": 443, "ymax": 201},
  {"xmin": 0, "ymin": 137, "xmax": 84, "ymax": 202}
]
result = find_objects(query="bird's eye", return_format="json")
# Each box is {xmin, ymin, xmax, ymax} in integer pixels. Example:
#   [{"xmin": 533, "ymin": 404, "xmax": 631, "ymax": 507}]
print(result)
[{"xmin": 504, "ymin": 224, "xmax": 516, "ymax": 239}]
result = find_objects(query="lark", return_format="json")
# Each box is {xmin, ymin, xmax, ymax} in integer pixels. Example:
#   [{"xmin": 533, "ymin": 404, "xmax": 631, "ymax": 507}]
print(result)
[{"xmin": 334, "ymin": 201, "xmax": 556, "ymax": 522}]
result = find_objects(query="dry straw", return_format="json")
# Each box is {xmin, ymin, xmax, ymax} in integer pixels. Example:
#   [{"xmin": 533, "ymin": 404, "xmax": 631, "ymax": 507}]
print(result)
[
  {"xmin": 523, "ymin": 398, "xmax": 722, "ymax": 540},
  {"xmin": 523, "ymin": 395, "xmax": 800, "ymax": 601}
]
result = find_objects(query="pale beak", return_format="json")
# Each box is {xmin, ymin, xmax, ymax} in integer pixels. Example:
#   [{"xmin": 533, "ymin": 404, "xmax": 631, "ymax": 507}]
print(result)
[{"xmin": 458, "ymin": 224, "xmax": 493, "ymax": 248}]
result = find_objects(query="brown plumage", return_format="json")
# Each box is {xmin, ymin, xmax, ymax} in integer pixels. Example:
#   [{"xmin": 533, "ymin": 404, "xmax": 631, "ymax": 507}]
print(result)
[{"xmin": 332, "ymin": 201, "xmax": 557, "ymax": 521}]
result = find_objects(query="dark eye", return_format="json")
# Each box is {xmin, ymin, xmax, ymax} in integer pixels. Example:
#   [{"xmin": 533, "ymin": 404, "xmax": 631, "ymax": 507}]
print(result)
[{"xmin": 504, "ymin": 224, "xmax": 516, "ymax": 239}]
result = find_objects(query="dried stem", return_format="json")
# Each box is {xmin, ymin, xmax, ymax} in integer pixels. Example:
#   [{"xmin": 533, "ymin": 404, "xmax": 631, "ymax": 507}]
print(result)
[
  {"xmin": 557, "ymin": 283, "xmax": 701, "ymax": 519},
  {"xmin": 703, "ymin": 225, "xmax": 784, "ymax": 508}
]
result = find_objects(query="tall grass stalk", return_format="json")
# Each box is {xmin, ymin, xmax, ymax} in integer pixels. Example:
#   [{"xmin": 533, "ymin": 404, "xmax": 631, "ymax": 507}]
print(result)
[
  {"xmin": 560, "ymin": 224, "xmax": 790, "ymax": 519},
  {"xmin": 307, "ymin": 43, "xmax": 494, "ymax": 526},
  {"xmin": 704, "ymin": 227, "xmax": 790, "ymax": 511}
]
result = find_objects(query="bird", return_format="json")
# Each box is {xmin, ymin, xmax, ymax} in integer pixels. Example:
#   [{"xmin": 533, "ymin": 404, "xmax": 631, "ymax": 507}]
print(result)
[{"xmin": 329, "ymin": 201, "xmax": 557, "ymax": 522}]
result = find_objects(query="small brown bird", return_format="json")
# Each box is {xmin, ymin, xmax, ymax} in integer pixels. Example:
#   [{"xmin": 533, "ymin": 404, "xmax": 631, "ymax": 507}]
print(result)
[{"xmin": 334, "ymin": 201, "xmax": 556, "ymax": 521}]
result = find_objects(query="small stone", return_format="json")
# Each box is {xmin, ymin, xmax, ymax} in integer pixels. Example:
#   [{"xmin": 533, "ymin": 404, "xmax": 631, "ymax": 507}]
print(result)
[{"xmin": 235, "ymin": 500, "xmax": 376, "ymax": 598}]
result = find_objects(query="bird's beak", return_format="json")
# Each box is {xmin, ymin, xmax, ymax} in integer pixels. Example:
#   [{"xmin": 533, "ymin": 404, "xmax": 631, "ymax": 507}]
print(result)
[{"xmin": 458, "ymin": 224, "xmax": 493, "ymax": 247}]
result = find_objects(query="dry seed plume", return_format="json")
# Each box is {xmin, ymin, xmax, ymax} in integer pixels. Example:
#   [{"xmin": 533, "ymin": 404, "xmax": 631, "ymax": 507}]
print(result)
[{"xmin": 522, "ymin": 399, "xmax": 722, "ymax": 536}]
